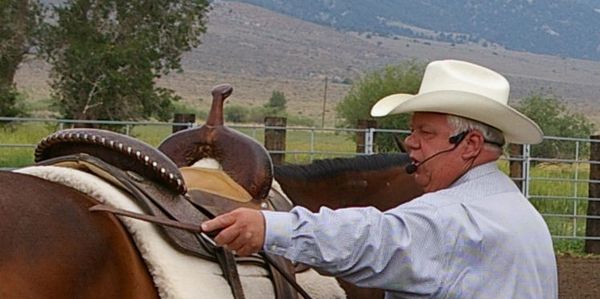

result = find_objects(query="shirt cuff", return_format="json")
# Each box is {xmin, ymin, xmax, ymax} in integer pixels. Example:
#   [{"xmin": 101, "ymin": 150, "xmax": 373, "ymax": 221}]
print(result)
[{"xmin": 261, "ymin": 210, "xmax": 294, "ymax": 255}]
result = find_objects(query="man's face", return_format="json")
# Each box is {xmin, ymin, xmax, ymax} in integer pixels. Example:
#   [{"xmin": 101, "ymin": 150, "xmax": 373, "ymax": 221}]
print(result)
[{"xmin": 404, "ymin": 112, "xmax": 464, "ymax": 192}]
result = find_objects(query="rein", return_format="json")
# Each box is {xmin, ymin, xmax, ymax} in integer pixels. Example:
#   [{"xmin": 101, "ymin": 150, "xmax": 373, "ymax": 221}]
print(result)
[{"xmin": 90, "ymin": 204, "xmax": 313, "ymax": 299}]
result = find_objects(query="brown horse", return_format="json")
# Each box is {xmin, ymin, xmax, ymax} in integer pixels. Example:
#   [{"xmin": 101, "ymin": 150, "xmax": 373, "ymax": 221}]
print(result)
[
  {"xmin": 0, "ymin": 171, "xmax": 158, "ymax": 298},
  {"xmin": 274, "ymin": 154, "xmax": 424, "ymax": 299},
  {"xmin": 275, "ymin": 153, "xmax": 422, "ymax": 211},
  {"xmin": 0, "ymin": 83, "xmax": 422, "ymax": 298},
  {"xmin": 0, "ymin": 154, "xmax": 420, "ymax": 299}
]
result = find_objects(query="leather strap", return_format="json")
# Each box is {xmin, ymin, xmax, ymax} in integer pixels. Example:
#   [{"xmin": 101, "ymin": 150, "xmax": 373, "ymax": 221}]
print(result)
[{"xmin": 216, "ymin": 247, "xmax": 246, "ymax": 299}]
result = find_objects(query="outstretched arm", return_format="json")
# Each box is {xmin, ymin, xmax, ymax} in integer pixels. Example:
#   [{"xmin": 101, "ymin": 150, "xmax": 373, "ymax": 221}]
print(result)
[{"xmin": 202, "ymin": 203, "xmax": 446, "ymax": 293}]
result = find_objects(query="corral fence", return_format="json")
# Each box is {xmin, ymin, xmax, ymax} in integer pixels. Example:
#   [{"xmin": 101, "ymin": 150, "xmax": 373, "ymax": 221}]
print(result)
[{"xmin": 1, "ymin": 115, "xmax": 600, "ymax": 253}]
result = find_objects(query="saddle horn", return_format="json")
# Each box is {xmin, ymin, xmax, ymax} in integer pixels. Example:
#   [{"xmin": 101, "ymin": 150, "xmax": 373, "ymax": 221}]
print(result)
[
  {"xmin": 206, "ymin": 84, "xmax": 233, "ymax": 126},
  {"xmin": 158, "ymin": 84, "xmax": 274, "ymax": 201}
]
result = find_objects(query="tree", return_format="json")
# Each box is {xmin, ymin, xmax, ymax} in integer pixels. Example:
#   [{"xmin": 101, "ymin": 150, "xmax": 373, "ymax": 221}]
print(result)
[
  {"xmin": 264, "ymin": 90, "xmax": 287, "ymax": 114},
  {"xmin": 39, "ymin": 0, "xmax": 210, "ymax": 122},
  {"xmin": 517, "ymin": 95, "xmax": 595, "ymax": 160},
  {"xmin": 0, "ymin": 87, "xmax": 28, "ymax": 119},
  {"xmin": 0, "ymin": 0, "xmax": 42, "ymax": 117},
  {"xmin": 336, "ymin": 60, "xmax": 426, "ymax": 152},
  {"xmin": 224, "ymin": 105, "xmax": 250, "ymax": 123}
]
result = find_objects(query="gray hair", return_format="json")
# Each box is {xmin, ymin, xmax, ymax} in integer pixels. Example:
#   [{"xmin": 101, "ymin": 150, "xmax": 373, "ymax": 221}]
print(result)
[{"xmin": 447, "ymin": 115, "xmax": 505, "ymax": 152}]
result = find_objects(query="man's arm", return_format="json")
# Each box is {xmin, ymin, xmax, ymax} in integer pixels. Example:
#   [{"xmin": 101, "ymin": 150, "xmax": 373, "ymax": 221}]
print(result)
[{"xmin": 202, "ymin": 204, "xmax": 446, "ymax": 293}]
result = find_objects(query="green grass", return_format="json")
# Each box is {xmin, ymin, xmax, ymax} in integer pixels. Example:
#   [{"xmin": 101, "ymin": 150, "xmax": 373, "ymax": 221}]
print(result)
[
  {"xmin": 1, "ymin": 122, "xmax": 597, "ymax": 254},
  {"xmin": 527, "ymin": 163, "xmax": 591, "ymax": 254},
  {"xmin": 0, "ymin": 122, "xmax": 61, "ymax": 168},
  {"xmin": 0, "ymin": 122, "xmax": 360, "ymax": 167}
]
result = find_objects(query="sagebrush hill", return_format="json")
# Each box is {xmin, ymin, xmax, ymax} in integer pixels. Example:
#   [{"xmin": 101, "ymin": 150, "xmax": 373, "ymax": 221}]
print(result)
[{"xmin": 16, "ymin": 1, "xmax": 600, "ymax": 128}]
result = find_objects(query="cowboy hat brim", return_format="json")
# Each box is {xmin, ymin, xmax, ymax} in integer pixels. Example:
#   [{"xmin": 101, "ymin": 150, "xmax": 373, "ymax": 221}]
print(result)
[{"xmin": 371, "ymin": 90, "xmax": 543, "ymax": 144}]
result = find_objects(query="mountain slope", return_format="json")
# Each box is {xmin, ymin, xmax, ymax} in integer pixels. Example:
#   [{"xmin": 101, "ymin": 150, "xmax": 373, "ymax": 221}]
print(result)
[
  {"xmin": 232, "ymin": 0, "xmax": 600, "ymax": 61},
  {"xmin": 16, "ymin": 1, "xmax": 600, "ymax": 127}
]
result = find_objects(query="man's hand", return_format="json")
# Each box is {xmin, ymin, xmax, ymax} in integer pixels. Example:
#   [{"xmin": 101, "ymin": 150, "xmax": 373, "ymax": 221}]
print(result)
[{"xmin": 201, "ymin": 208, "xmax": 266, "ymax": 256}]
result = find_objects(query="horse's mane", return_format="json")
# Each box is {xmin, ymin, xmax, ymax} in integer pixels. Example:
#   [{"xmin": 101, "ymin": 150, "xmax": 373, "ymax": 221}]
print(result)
[{"xmin": 274, "ymin": 153, "xmax": 410, "ymax": 181}]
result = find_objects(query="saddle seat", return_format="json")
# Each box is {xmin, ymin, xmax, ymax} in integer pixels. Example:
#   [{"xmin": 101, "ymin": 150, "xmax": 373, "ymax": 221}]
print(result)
[{"xmin": 180, "ymin": 167, "xmax": 254, "ymax": 203}]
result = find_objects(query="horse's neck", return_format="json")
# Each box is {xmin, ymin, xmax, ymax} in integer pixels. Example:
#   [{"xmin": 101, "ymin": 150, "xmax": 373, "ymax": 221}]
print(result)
[{"xmin": 276, "ymin": 167, "xmax": 422, "ymax": 212}]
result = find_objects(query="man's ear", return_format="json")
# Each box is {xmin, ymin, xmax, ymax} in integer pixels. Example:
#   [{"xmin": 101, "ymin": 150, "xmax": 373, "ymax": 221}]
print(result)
[{"xmin": 461, "ymin": 131, "xmax": 485, "ymax": 159}]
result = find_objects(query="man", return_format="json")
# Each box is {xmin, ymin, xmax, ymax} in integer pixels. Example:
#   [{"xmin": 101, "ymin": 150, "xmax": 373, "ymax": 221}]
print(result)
[{"xmin": 202, "ymin": 60, "xmax": 558, "ymax": 298}]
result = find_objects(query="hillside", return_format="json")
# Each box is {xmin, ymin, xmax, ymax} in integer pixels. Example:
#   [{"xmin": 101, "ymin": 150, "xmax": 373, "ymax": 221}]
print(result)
[
  {"xmin": 15, "ymin": 1, "xmax": 600, "ymax": 128},
  {"xmin": 233, "ymin": 0, "xmax": 600, "ymax": 61}
]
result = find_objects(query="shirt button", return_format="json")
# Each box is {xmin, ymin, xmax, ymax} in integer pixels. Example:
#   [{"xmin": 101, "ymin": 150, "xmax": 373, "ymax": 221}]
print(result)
[
  {"xmin": 310, "ymin": 257, "xmax": 317, "ymax": 264},
  {"xmin": 270, "ymin": 245, "xmax": 278, "ymax": 251}
]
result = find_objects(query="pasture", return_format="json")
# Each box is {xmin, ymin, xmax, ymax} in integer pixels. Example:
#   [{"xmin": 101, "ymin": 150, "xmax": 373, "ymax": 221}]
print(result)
[{"xmin": 0, "ymin": 120, "xmax": 595, "ymax": 254}]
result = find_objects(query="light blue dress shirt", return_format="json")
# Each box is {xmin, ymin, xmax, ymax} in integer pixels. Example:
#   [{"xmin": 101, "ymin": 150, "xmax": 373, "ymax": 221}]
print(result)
[{"xmin": 263, "ymin": 162, "xmax": 558, "ymax": 298}]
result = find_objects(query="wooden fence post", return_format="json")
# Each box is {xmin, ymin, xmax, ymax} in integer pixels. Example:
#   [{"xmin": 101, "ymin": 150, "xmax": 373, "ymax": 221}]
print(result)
[
  {"xmin": 585, "ymin": 135, "xmax": 600, "ymax": 253},
  {"xmin": 509, "ymin": 143, "xmax": 524, "ymax": 191},
  {"xmin": 356, "ymin": 119, "xmax": 377, "ymax": 154},
  {"xmin": 172, "ymin": 113, "xmax": 195, "ymax": 133},
  {"xmin": 264, "ymin": 117, "xmax": 286, "ymax": 165}
]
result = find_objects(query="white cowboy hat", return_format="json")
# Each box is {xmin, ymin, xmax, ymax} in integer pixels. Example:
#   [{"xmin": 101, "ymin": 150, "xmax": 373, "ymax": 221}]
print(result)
[{"xmin": 370, "ymin": 59, "xmax": 543, "ymax": 144}]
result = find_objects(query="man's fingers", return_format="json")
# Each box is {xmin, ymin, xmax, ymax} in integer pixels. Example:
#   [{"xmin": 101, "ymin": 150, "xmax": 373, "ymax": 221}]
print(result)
[
  {"xmin": 228, "ymin": 232, "xmax": 262, "ymax": 256},
  {"xmin": 213, "ymin": 225, "xmax": 241, "ymax": 247},
  {"xmin": 201, "ymin": 212, "xmax": 235, "ymax": 232},
  {"xmin": 199, "ymin": 208, "xmax": 265, "ymax": 256},
  {"xmin": 226, "ymin": 231, "xmax": 254, "ymax": 252}
]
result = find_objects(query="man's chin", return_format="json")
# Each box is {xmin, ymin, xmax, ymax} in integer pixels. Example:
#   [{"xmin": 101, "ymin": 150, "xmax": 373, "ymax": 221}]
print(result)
[{"xmin": 414, "ymin": 173, "xmax": 429, "ymax": 188}]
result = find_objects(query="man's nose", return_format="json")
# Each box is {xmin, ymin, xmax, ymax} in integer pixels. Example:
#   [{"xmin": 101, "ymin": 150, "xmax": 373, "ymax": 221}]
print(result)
[{"xmin": 404, "ymin": 134, "xmax": 419, "ymax": 150}]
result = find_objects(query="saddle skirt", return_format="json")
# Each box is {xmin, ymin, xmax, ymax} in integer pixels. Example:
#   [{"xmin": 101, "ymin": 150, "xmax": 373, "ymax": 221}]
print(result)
[{"xmin": 16, "ymin": 165, "xmax": 345, "ymax": 299}]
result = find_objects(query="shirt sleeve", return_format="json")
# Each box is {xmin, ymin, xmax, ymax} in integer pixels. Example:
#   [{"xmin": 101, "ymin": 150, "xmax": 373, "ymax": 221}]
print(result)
[{"xmin": 261, "ymin": 201, "xmax": 448, "ymax": 294}]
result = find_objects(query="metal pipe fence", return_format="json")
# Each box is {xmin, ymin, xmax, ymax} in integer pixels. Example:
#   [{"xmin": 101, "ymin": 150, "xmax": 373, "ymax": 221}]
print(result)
[{"xmin": 1, "ymin": 117, "xmax": 600, "ymax": 245}]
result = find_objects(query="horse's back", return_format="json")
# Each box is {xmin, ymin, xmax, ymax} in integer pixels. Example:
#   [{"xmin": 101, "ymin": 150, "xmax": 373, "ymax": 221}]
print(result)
[{"xmin": 0, "ymin": 171, "xmax": 157, "ymax": 298}]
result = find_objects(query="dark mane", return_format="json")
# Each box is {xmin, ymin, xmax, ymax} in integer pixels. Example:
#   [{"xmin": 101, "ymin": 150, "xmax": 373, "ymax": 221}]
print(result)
[{"xmin": 274, "ymin": 153, "xmax": 410, "ymax": 181}]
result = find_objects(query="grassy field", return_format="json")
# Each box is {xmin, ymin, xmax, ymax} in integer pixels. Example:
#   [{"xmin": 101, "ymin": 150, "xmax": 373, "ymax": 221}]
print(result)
[
  {"xmin": 0, "ymin": 121, "xmax": 595, "ymax": 254},
  {"xmin": 0, "ymin": 121, "xmax": 360, "ymax": 167}
]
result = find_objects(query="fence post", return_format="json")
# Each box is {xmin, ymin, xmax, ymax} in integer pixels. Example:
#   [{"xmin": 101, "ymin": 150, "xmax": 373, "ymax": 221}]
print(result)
[
  {"xmin": 585, "ymin": 135, "xmax": 600, "ymax": 253},
  {"xmin": 356, "ymin": 119, "xmax": 377, "ymax": 154},
  {"xmin": 264, "ymin": 116, "xmax": 286, "ymax": 165},
  {"xmin": 172, "ymin": 113, "xmax": 196, "ymax": 133},
  {"xmin": 509, "ymin": 143, "xmax": 524, "ymax": 191}
]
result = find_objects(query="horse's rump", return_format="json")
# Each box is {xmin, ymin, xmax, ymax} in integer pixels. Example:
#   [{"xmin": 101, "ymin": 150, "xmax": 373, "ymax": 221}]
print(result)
[{"xmin": 0, "ymin": 171, "xmax": 158, "ymax": 298}]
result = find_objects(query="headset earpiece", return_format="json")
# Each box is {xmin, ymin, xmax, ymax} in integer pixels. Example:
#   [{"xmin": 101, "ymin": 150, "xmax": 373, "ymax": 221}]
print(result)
[
  {"xmin": 449, "ymin": 130, "xmax": 469, "ymax": 145},
  {"xmin": 405, "ymin": 130, "xmax": 470, "ymax": 175}
]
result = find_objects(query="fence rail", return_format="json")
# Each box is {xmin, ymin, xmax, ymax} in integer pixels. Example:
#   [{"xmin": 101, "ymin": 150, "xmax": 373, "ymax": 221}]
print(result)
[{"xmin": 2, "ymin": 116, "xmax": 600, "ymax": 252}]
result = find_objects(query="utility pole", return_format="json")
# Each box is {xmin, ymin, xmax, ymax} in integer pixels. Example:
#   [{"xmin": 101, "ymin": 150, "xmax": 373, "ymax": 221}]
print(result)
[{"xmin": 321, "ymin": 76, "xmax": 328, "ymax": 128}]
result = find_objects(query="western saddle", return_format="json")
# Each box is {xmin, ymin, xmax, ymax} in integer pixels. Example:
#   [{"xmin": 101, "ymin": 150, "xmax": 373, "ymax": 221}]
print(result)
[{"xmin": 33, "ymin": 84, "xmax": 309, "ymax": 299}]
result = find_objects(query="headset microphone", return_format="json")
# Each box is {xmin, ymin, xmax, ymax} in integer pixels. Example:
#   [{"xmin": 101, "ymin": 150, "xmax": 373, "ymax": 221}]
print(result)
[
  {"xmin": 405, "ymin": 130, "xmax": 469, "ymax": 175},
  {"xmin": 404, "ymin": 163, "xmax": 418, "ymax": 175}
]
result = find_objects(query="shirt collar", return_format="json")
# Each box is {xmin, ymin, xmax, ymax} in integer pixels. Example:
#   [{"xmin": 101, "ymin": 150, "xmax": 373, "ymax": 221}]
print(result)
[{"xmin": 450, "ymin": 161, "xmax": 499, "ymax": 188}]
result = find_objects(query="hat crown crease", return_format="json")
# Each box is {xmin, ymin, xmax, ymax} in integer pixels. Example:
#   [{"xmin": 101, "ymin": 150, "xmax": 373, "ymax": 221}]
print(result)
[{"xmin": 419, "ymin": 60, "xmax": 509, "ymax": 104}]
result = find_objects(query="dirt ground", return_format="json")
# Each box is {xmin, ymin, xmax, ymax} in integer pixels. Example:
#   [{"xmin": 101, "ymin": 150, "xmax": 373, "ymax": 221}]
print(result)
[{"xmin": 557, "ymin": 254, "xmax": 600, "ymax": 298}]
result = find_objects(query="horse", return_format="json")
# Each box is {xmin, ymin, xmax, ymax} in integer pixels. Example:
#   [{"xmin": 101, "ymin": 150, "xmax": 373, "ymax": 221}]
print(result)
[
  {"xmin": 274, "ymin": 154, "xmax": 423, "ymax": 299},
  {"xmin": 0, "ymin": 171, "xmax": 158, "ymax": 298},
  {"xmin": 0, "ymin": 84, "xmax": 348, "ymax": 299},
  {"xmin": 0, "ymin": 82, "xmax": 422, "ymax": 298},
  {"xmin": 274, "ymin": 153, "xmax": 422, "ymax": 211}
]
